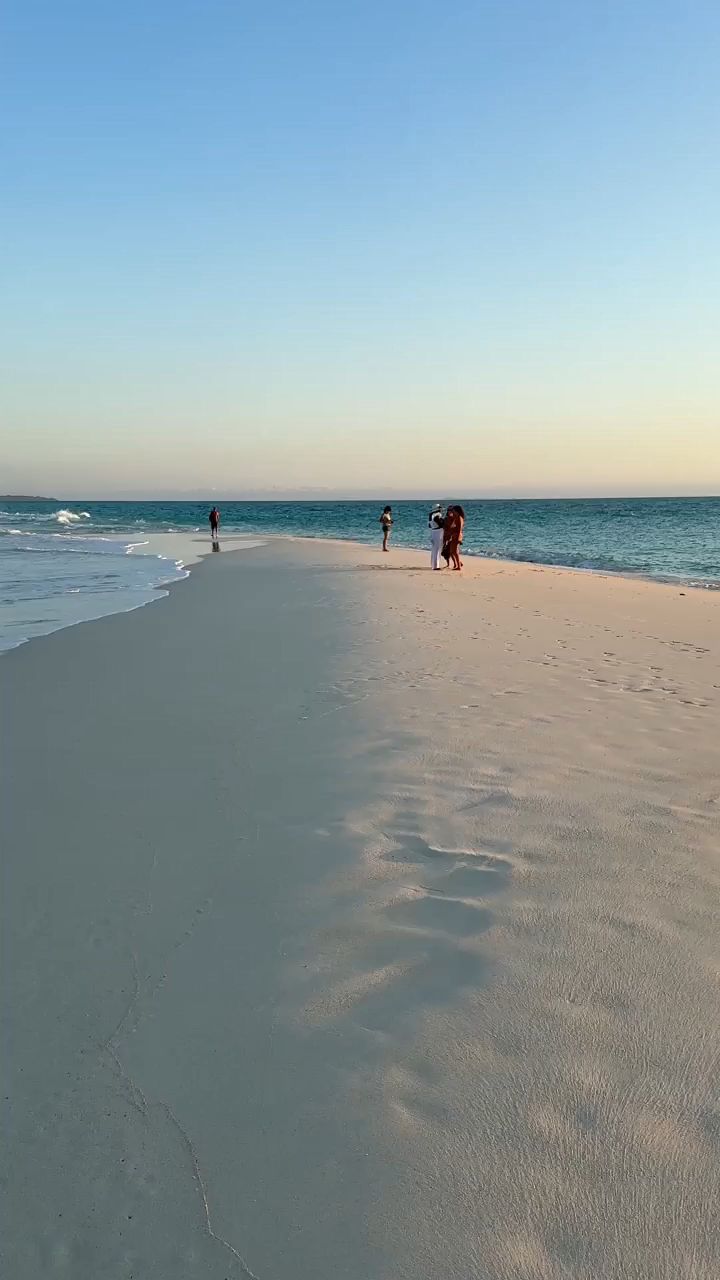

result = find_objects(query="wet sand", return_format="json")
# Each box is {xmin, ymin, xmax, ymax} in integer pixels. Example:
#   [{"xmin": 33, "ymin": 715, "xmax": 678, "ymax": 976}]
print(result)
[{"xmin": 2, "ymin": 538, "xmax": 719, "ymax": 1278}]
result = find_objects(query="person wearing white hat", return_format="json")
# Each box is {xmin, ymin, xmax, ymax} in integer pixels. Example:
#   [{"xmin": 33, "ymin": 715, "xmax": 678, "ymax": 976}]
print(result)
[{"xmin": 428, "ymin": 503, "xmax": 445, "ymax": 570}]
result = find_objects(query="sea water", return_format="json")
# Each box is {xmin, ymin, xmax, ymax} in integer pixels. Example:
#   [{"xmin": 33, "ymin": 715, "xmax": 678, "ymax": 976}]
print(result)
[
  {"xmin": 1, "ymin": 496, "xmax": 717, "ymax": 652},
  {"xmin": 0, "ymin": 507, "xmax": 188, "ymax": 652}
]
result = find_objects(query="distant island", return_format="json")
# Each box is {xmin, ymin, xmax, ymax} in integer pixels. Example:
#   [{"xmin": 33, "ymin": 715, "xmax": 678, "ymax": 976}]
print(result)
[{"xmin": 0, "ymin": 495, "xmax": 59, "ymax": 502}]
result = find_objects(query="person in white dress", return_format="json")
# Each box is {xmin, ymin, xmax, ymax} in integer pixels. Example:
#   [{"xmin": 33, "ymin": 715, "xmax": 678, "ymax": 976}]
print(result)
[{"xmin": 428, "ymin": 504, "xmax": 445, "ymax": 570}]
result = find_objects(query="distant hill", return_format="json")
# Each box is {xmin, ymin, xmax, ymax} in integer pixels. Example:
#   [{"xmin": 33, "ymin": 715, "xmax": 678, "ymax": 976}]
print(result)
[{"xmin": 0, "ymin": 495, "xmax": 58, "ymax": 502}]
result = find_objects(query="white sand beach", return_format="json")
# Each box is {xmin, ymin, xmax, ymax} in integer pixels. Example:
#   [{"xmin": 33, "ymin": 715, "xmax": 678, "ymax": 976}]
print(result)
[{"xmin": 3, "ymin": 538, "xmax": 719, "ymax": 1278}]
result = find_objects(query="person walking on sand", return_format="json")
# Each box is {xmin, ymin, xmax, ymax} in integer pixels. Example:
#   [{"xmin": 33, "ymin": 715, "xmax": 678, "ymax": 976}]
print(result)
[
  {"xmin": 379, "ymin": 505, "xmax": 393, "ymax": 552},
  {"xmin": 429, "ymin": 503, "xmax": 445, "ymax": 570},
  {"xmin": 209, "ymin": 506, "xmax": 220, "ymax": 539}
]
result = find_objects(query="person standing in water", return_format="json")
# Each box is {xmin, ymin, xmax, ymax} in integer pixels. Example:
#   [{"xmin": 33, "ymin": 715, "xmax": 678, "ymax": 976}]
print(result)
[
  {"xmin": 209, "ymin": 506, "xmax": 220, "ymax": 540},
  {"xmin": 379, "ymin": 505, "xmax": 393, "ymax": 552},
  {"xmin": 429, "ymin": 504, "xmax": 445, "ymax": 570}
]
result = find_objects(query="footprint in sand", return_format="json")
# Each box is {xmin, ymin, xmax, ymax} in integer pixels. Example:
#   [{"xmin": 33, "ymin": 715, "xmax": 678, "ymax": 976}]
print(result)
[
  {"xmin": 388, "ymin": 895, "xmax": 494, "ymax": 938},
  {"xmin": 385, "ymin": 833, "xmax": 513, "ymax": 889}
]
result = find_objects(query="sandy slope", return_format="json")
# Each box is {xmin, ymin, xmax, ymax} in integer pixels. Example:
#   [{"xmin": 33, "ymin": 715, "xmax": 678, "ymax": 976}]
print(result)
[
  {"xmin": 2, "ymin": 538, "xmax": 719, "ymax": 1278},
  {"xmin": 291, "ymin": 544, "xmax": 720, "ymax": 1278}
]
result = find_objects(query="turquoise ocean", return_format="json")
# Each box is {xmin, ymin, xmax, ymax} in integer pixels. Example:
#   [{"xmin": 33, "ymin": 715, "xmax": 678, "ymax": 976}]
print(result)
[{"xmin": 1, "ymin": 496, "xmax": 718, "ymax": 652}]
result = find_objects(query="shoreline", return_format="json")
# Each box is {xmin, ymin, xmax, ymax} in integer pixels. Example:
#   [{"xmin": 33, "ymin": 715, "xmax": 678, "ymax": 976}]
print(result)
[
  {"xmin": 4, "ymin": 495, "xmax": 718, "ymax": 656},
  {"xmin": 0, "ymin": 532, "xmax": 267, "ymax": 657},
  {"xmin": 279, "ymin": 532, "xmax": 720, "ymax": 593},
  {"xmin": 162, "ymin": 527, "xmax": 720, "ymax": 594},
  {"xmin": 2, "ymin": 527, "xmax": 716, "ymax": 660}
]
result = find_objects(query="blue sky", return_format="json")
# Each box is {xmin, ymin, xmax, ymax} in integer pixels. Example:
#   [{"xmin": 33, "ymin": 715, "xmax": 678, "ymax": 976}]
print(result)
[{"xmin": 2, "ymin": 0, "xmax": 719, "ymax": 497}]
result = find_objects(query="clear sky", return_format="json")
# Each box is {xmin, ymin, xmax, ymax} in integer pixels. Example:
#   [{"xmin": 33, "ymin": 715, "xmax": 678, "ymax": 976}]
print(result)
[{"xmin": 2, "ymin": 0, "xmax": 718, "ymax": 498}]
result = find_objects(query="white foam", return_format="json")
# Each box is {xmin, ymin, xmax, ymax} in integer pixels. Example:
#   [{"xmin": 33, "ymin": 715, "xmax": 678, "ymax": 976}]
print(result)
[{"xmin": 53, "ymin": 508, "xmax": 91, "ymax": 525}]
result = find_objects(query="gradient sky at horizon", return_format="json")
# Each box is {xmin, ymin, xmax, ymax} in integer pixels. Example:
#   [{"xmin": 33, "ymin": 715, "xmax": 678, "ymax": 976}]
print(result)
[{"xmin": 2, "ymin": 0, "xmax": 719, "ymax": 498}]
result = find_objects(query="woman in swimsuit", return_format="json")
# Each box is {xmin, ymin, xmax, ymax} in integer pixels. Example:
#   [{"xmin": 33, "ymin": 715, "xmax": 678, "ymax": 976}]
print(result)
[
  {"xmin": 441, "ymin": 506, "xmax": 454, "ymax": 567},
  {"xmin": 379, "ymin": 505, "xmax": 393, "ymax": 552},
  {"xmin": 444, "ymin": 505, "xmax": 465, "ymax": 570},
  {"xmin": 453, "ymin": 505, "xmax": 465, "ymax": 569}
]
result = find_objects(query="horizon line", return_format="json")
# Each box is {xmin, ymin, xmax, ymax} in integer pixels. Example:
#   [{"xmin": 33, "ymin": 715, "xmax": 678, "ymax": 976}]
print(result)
[{"xmin": 10, "ymin": 491, "xmax": 719, "ymax": 503}]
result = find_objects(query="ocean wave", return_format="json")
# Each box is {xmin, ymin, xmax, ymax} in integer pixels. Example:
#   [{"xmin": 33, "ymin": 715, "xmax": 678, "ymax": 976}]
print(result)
[
  {"xmin": 1, "ymin": 533, "xmax": 134, "ymax": 556},
  {"xmin": 48, "ymin": 532, "xmax": 127, "ymax": 545},
  {"xmin": 55, "ymin": 508, "xmax": 91, "ymax": 525}
]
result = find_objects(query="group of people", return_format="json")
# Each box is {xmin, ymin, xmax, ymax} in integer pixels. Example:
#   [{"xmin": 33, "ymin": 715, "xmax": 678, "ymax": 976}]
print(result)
[
  {"xmin": 379, "ymin": 504, "xmax": 466, "ymax": 570},
  {"xmin": 429, "ymin": 503, "xmax": 465, "ymax": 570},
  {"xmin": 209, "ymin": 501, "xmax": 466, "ymax": 570}
]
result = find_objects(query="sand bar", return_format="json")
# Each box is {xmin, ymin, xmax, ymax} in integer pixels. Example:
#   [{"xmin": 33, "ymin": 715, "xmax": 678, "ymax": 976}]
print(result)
[{"xmin": 2, "ymin": 538, "xmax": 719, "ymax": 1278}]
